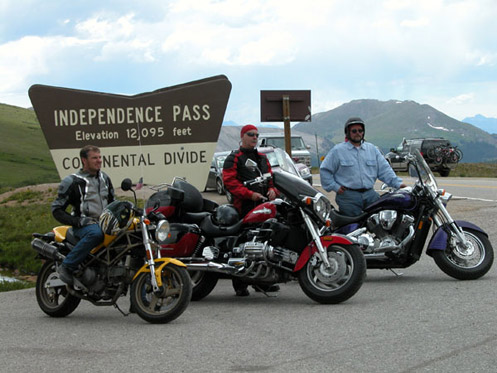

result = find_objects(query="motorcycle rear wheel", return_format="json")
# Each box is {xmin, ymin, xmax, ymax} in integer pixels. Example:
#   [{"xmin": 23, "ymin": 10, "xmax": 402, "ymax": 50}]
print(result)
[
  {"xmin": 35, "ymin": 261, "xmax": 81, "ymax": 317},
  {"xmin": 432, "ymin": 228, "xmax": 494, "ymax": 280},
  {"xmin": 189, "ymin": 270, "xmax": 219, "ymax": 301},
  {"xmin": 130, "ymin": 264, "xmax": 192, "ymax": 324},
  {"xmin": 298, "ymin": 244, "xmax": 366, "ymax": 304}
]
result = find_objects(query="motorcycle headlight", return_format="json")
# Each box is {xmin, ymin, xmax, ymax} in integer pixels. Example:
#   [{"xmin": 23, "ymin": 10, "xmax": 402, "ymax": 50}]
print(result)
[
  {"xmin": 312, "ymin": 194, "xmax": 332, "ymax": 223},
  {"xmin": 155, "ymin": 220, "xmax": 170, "ymax": 243},
  {"xmin": 299, "ymin": 167, "xmax": 311, "ymax": 177}
]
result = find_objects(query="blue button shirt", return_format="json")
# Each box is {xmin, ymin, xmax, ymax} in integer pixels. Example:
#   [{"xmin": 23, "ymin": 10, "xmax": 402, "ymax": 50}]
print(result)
[{"xmin": 320, "ymin": 141, "xmax": 402, "ymax": 192}]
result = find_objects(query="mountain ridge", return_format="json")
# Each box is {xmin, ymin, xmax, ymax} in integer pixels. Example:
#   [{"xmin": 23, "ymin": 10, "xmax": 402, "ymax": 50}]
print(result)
[
  {"xmin": 462, "ymin": 114, "xmax": 497, "ymax": 135},
  {"xmin": 292, "ymin": 99, "xmax": 497, "ymax": 163}
]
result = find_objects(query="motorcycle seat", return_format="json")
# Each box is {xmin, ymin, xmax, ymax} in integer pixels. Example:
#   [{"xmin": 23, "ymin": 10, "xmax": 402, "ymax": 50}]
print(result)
[
  {"xmin": 330, "ymin": 209, "xmax": 368, "ymax": 228},
  {"xmin": 65, "ymin": 228, "xmax": 79, "ymax": 246},
  {"xmin": 200, "ymin": 216, "xmax": 243, "ymax": 237},
  {"xmin": 183, "ymin": 211, "xmax": 212, "ymax": 224}
]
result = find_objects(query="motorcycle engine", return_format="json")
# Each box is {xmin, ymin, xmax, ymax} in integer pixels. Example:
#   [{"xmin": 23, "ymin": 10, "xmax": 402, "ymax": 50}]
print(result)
[
  {"xmin": 233, "ymin": 241, "xmax": 298, "ymax": 265},
  {"xmin": 75, "ymin": 256, "xmax": 139, "ymax": 300},
  {"xmin": 360, "ymin": 210, "xmax": 415, "ymax": 253}
]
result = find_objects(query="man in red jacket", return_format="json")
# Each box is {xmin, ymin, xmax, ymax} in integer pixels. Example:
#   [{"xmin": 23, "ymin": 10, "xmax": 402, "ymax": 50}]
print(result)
[
  {"xmin": 223, "ymin": 124, "xmax": 278, "ymax": 217},
  {"xmin": 223, "ymin": 124, "xmax": 279, "ymax": 296}
]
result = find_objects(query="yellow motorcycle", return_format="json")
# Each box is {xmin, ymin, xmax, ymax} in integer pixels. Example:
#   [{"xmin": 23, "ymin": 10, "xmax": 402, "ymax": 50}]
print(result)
[{"xmin": 31, "ymin": 179, "xmax": 192, "ymax": 324}]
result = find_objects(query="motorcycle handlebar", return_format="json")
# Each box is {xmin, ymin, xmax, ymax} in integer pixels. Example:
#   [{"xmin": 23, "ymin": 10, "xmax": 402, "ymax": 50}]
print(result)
[{"xmin": 243, "ymin": 173, "xmax": 272, "ymax": 186}]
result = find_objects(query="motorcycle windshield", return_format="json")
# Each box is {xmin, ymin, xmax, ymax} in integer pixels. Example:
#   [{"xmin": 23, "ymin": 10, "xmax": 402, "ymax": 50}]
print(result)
[
  {"xmin": 273, "ymin": 171, "xmax": 318, "ymax": 201},
  {"xmin": 411, "ymin": 149, "xmax": 439, "ymax": 190}
]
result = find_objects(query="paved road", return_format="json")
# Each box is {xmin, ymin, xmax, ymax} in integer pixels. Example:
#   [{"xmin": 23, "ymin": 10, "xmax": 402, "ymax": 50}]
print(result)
[{"xmin": 1, "ymin": 177, "xmax": 496, "ymax": 372}]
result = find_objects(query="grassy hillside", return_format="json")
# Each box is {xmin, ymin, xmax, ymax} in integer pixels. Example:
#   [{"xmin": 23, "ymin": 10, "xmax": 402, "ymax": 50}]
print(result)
[{"xmin": 0, "ymin": 103, "xmax": 58, "ymax": 192}]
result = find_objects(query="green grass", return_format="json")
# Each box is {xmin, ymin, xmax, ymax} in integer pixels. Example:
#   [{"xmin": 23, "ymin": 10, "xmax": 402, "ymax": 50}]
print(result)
[
  {"xmin": 451, "ymin": 163, "xmax": 497, "ymax": 177},
  {"xmin": 0, "ymin": 104, "xmax": 59, "ymax": 192},
  {"xmin": 0, "ymin": 190, "xmax": 59, "ymax": 275},
  {"xmin": 0, "ymin": 279, "xmax": 35, "ymax": 292}
]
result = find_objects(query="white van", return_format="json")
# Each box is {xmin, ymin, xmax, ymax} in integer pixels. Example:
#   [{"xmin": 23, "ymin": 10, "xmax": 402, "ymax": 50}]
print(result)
[{"xmin": 258, "ymin": 133, "xmax": 312, "ymax": 167}]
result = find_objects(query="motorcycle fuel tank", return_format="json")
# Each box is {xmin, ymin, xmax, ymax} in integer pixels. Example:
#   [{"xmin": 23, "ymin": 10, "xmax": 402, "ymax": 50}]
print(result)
[
  {"xmin": 242, "ymin": 202, "xmax": 277, "ymax": 224},
  {"xmin": 365, "ymin": 190, "xmax": 417, "ymax": 212}
]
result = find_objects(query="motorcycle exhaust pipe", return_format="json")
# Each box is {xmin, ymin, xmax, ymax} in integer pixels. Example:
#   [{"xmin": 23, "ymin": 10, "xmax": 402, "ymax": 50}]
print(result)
[
  {"xmin": 31, "ymin": 238, "xmax": 66, "ymax": 261},
  {"xmin": 186, "ymin": 262, "xmax": 237, "ymax": 274}
]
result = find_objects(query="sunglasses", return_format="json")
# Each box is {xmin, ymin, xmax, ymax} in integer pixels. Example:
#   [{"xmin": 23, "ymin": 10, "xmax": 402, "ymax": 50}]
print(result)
[
  {"xmin": 350, "ymin": 129, "xmax": 364, "ymax": 134},
  {"xmin": 245, "ymin": 132, "xmax": 259, "ymax": 137}
]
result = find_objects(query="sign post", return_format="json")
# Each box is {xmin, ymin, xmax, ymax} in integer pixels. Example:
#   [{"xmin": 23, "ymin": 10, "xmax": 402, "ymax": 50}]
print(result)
[{"xmin": 260, "ymin": 90, "xmax": 311, "ymax": 158}]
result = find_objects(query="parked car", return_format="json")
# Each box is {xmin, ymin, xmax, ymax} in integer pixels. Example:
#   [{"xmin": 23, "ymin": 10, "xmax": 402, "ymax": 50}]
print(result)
[
  {"xmin": 258, "ymin": 133, "xmax": 312, "ymax": 167},
  {"xmin": 385, "ymin": 137, "xmax": 460, "ymax": 177},
  {"xmin": 205, "ymin": 147, "xmax": 312, "ymax": 203},
  {"xmin": 205, "ymin": 150, "xmax": 231, "ymax": 194}
]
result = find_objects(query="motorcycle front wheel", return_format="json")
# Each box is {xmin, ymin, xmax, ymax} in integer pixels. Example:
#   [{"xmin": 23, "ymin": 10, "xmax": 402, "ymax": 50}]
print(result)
[
  {"xmin": 298, "ymin": 244, "xmax": 366, "ymax": 304},
  {"xmin": 35, "ymin": 261, "xmax": 81, "ymax": 317},
  {"xmin": 130, "ymin": 264, "xmax": 192, "ymax": 324},
  {"xmin": 432, "ymin": 228, "xmax": 494, "ymax": 280}
]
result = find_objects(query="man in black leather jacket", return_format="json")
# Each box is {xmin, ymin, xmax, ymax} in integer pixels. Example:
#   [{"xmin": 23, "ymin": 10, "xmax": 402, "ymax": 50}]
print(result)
[{"xmin": 52, "ymin": 145, "xmax": 115, "ymax": 285}]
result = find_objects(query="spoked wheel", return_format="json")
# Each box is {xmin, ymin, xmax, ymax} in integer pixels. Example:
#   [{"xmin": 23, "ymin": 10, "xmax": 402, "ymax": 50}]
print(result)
[
  {"xmin": 189, "ymin": 270, "xmax": 219, "ymax": 301},
  {"xmin": 216, "ymin": 178, "xmax": 225, "ymax": 195},
  {"xmin": 432, "ymin": 228, "xmax": 494, "ymax": 280},
  {"xmin": 35, "ymin": 261, "xmax": 81, "ymax": 317},
  {"xmin": 226, "ymin": 190, "xmax": 234, "ymax": 204},
  {"xmin": 455, "ymin": 148, "xmax": 463, "ymax": 161},
  {"xmin": 298, "ymin": 244, "xmax": 366, "ymax": 304},
  {"xmin": 130, "ymin": 264, "xmax": 192, "ymax": 324}
]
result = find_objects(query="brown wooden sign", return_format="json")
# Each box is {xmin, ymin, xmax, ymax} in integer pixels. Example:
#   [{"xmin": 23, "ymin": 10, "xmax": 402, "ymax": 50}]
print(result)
[
  {"xmin": 29, "ymin": 75, "xmax": 232, "ymax": 189},
  {"xmin": 260, "ymin": 90, "xmax": 311, "ymax": 122},
  {"xmin": 260, "ymin": 90, "xmax": 311, "ymax": 157}
]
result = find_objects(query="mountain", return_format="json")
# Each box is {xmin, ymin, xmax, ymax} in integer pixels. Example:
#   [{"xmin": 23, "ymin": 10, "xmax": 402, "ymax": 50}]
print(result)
[
  {"xmin": 462, "ymin": 114, "xmax": 497, "ymax": 135},
  {"xmin": 292, "ymin": 99, "xmax": 497, "ymax": 163}
]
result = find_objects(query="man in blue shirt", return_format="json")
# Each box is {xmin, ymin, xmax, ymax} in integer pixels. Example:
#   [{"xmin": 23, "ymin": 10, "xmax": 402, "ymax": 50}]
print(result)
[{"xmin": 320, "ymin": 117, "xmax": 406, "ymax": 216}]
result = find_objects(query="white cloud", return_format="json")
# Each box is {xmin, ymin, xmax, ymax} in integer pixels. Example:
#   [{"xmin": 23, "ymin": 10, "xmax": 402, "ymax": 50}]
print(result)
[
  {"xmin": 447, "ymin": 93, "xmax": 475, "ymax": 105},
  {"xmin": 1, "ymin": 0, "xmax": 497, "ymax": 120}
]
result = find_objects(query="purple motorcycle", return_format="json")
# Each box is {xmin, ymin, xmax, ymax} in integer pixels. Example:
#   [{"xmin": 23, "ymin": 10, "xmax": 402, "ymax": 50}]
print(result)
[{"xmin": 331, "ymin": 149, "xmax": 493, "ymax": 280}]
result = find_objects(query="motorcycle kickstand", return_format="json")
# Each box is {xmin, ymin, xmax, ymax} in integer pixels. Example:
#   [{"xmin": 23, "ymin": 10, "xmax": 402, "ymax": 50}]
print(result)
[
  {"xmin": 114, "ymin": 303, "xmax": 130, "ymax": 317},
  {"xmin": 252, "ymin": 285, "xmax": 278, "ymax": 298},
  {"xmin": 389, "ymin": 268, "xmax": 403, "ymax": 277}
]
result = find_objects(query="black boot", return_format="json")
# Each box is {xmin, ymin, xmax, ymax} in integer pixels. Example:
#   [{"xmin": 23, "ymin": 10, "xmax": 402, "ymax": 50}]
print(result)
[
  {"xmin": 233, "ymin": 279, "xmax": 250, "ymax": 296},
  {"xmin": 57, "ymin": 265, "xmax": 74, "ymax": 286},
  {"xmin": 253, "ymin": 284, "xmax": 280, "ymax": 292}
]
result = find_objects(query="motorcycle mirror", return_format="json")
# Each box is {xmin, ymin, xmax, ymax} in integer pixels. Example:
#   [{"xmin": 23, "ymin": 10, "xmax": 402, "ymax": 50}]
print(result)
[
  {"xmin": 245, "ymin": 159, "xmax": 261, "ymax": 175},
  {"xmin": 121, "ymin": 178, "xmax": 133, "ymax": 191}
]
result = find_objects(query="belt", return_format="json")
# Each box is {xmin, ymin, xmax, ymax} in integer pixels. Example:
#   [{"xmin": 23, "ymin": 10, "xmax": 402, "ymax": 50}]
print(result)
[{"xmin": 345, "ymin": 187, "xmax": 371, "ymax": 193}]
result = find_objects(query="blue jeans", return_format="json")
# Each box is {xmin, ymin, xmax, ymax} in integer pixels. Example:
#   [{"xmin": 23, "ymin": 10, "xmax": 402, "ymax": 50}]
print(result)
[
  {"xmin": 335, "ymin": 189, "xmax": 380, "ymax": 217},
  {"xmin": 63, "ymin": 223, "xmax": 104, "ymax": 271}
]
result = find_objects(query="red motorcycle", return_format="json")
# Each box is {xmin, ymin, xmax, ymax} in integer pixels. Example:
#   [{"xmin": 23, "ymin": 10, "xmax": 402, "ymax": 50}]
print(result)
[{"xmin": 124, "ymin": 166, "xmax": 366, "ymax": 304}]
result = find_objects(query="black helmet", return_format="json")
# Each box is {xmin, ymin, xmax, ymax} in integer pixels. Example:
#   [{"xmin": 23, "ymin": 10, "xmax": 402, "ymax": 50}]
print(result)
[
  {"xmin": 215, "ymin": 204, "xmax": 239, "ymax": 226},
  {"xmin": 99, "ymin": 200, "xmax": 135, "ymax": 235},
  {"xmin": 344, "ymin": 117, "xmax": 365, "ymax": 138}
]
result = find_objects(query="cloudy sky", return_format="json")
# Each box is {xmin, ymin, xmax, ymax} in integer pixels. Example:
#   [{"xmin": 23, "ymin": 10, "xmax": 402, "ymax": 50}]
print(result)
[{"xmin": 1, "ymin": 0, "xmax": 496, "ymax": 125}]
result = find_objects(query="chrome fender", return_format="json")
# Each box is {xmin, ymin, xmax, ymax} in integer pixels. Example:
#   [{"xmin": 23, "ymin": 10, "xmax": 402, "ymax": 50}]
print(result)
[
  {"xmin": 132, "ymin": 257, "xmax": 187, "ymax": 287},
  {"xmin": 426, "ymin": 220, "xmax": 487, "ymax": 256},
  {"xmin": 294, "ymin": 234, "xmax": 354, "ymax": 272}
]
